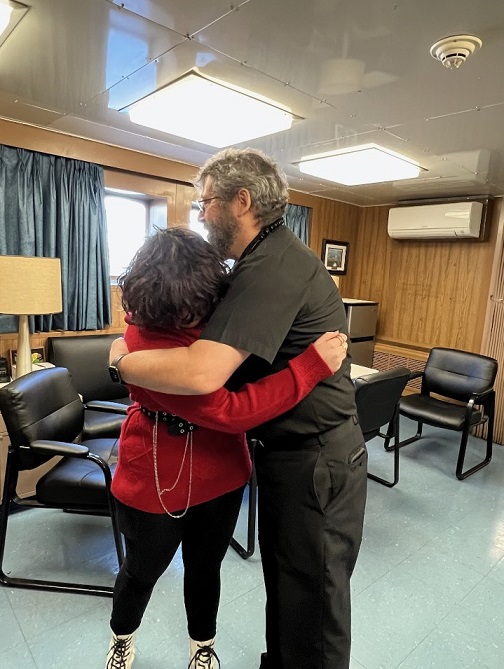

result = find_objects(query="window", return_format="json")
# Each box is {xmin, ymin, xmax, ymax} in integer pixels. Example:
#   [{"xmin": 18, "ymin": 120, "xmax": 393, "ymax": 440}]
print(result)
[
  {"xmin": 189, "ymin": 204, "xmax": 208, "ymax": 241},
  {"xmin": 105, "ymin": 193, "xmax": 232, "ymax": 280},
  {"xmin": 105, "ymin": 191, "xmax": 167, "ymax": 279},
  {"xmin": 105, "ymin": 194, "xmax": 147, "ymax": 278}
]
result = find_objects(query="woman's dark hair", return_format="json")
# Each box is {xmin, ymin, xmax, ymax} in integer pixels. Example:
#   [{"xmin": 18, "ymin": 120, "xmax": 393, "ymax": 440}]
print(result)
[{"xmin": 118, "ymin": 227, "xmax": 229, "ymax": 329}]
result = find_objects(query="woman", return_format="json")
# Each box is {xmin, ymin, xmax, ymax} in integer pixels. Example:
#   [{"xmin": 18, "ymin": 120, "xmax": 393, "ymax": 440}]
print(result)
[{"xmin": 105, "ymin": 228, "xmax": 347, "ymax": 669}]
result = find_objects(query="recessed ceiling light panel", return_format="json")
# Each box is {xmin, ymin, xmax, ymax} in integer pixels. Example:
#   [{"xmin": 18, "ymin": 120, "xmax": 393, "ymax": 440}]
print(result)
[
  {"xmin": 128, "ymin": 71, "xmax": 296, "ymax": 147},
  {"xmin": 0, "ymin": 0, "xmax": 29, "ymax": 46},
  {"xmin": 298, "ymin": 144, "xmax": 422, "ymax": 185},
  {"xmin": 0, "ymin": 2, "xmax": 12, "ymax": 34}
]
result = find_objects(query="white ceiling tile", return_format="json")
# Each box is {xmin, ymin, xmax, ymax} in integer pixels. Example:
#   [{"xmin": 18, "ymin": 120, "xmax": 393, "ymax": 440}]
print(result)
[{"xmin": 1, "ymin": 0, "xmax": 504, "ymax": 205}]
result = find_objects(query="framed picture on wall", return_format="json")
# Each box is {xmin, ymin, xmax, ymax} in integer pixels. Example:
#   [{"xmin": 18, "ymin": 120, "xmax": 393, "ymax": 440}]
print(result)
[{"xmin": 321, "ymin": 239, "xmax": 349, "ymax": 275}]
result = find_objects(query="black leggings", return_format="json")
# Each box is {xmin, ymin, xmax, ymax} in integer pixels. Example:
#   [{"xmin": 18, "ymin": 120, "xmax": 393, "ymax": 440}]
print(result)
[{"xmin": 110, "ymin": 487, "xmax": 244, "ymax": 641}]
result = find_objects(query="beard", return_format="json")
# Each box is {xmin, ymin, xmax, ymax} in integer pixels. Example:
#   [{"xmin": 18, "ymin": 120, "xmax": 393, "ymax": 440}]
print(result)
[{"xmin": 206, "ymin": 208, "xmax": 239, "ymax": 259}]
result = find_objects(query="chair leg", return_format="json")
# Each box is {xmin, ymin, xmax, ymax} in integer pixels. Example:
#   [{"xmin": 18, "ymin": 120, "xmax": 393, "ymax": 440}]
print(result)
[
  {"xmin": 88, "ymin": 452, "xmax": 124, "ymax": 567},
  {"xmin": 456, "ymin": 395, "xmax": 494, "ymax": 480},
  {"xmin": 230, "ymin": 465, "xmax": 257, "ymax": 559},
  {"xmin": 0, "ymin": 453, "xmax": 120, "ymax": 597},
  {"xmin": 62, "ymin": 505, "xmax": 124, "ymax": 565},
  {"xmin": 230, "ymin": 441, "xmax": 257, "ymax": 559},
  {"xmin": 0, "ymin": 452, "xmax": 16, "ymax": 587},
  {"xmin": 368, "ymin": 412, "xmax": 400, "ymax": 488},
  {"xmin": 487, "ymin": 393, "xmax": 496, "ymax": 455},
  {"xmin": 1, "ymin": 473, "xmax": 115, "ymax": 594},
  {"xmin": 0, "ymin": 493, "xmax": 115, "ymax": 596},
  {"xmin": 385, "ymin": 421, "xmax": 423, "ymax": 451}
]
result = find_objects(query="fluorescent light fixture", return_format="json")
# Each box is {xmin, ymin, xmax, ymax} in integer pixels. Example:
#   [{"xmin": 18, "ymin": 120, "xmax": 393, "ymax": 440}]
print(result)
[
  {"xmin": 298, "ymin": 143, "xmax": 422, "ymax": 185},
  {"xmin": 0, "ymin": 2, "xmax": 13, "ymax": 34},
  {"xmin": 0, "ymin": 0, "xmax": 29, "ymax": 46},
  {"xmin": 128, "ymin": 71, "xmax": 295, "ymax": 147}
]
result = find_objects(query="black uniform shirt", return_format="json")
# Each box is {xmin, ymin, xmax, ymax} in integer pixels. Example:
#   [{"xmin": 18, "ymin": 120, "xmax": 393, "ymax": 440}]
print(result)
[{"xmin": 201, "ymin": 225, "xmax": 356, "ymax": 439}]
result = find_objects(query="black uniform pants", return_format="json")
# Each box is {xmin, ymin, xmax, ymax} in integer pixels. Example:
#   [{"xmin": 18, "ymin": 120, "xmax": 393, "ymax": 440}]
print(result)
[
  {"xmin": 110, "ymin": 487, "xmax": 244, "ymax": 641},
  {"xmin": 255, "ymin": 417, "xmax": 367, "ymax": 669}
]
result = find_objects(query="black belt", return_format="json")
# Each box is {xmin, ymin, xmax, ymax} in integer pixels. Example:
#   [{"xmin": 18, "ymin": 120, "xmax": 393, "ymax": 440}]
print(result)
[{"xmin": 140, "ymin": 406, "xmax": 199, "ymax": 436}]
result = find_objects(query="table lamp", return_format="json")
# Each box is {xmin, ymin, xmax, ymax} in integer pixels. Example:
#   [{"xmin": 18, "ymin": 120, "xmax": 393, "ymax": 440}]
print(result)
[{"xmin": 0, "ymin": 255, "xmax": 62, "ymax": 378}]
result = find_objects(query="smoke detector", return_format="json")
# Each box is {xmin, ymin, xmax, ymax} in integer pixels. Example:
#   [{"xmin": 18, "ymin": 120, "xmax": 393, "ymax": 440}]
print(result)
[{"xmin": 430, "ymin": 34, "xmax": 482, "ymax": 69}]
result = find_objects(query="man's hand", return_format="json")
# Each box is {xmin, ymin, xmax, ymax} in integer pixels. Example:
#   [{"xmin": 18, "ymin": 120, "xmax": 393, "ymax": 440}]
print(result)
[
  {"xmin": 109, "ymin": 337, "xmax": 129, "ymax": 364},
  {"xmin": 313, "ymin": 331, "xmax": 348, "ymax": 373}
]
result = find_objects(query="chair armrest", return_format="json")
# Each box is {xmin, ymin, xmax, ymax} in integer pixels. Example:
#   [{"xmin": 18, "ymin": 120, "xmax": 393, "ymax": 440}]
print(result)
[
  {"xmin": 470, "ymin": 388, "xmax": 495, "ymax": 403},
  {"xmin": 29, "ymin": 440, "xmax": 90, "ymax": 458},
  {"xmin": 31, "ymin": 439, "xmax": 114, "ymax": 488},
  {"xmin": 408, "ymin": 370, "xmax": 424, "ymax": 381},
  {"xmin": 86, "ymin": 400, "xmax": 129, "ymax": 415}
]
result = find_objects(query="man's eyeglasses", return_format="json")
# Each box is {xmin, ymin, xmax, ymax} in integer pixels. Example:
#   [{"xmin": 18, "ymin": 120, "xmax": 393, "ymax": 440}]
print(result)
[{"xmin": 197, "ymin": 196, "xmax": 223, "ymax": 212}]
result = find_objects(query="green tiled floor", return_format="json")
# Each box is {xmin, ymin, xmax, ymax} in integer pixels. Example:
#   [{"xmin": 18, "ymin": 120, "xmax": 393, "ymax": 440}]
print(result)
[{"xmin": 1, "ymin": 418, "xmax": 503, "ymax": 668}]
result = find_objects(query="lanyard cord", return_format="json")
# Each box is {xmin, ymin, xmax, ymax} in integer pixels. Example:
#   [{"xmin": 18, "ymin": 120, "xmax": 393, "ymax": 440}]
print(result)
[{"xmin": 237, "ymin": 218, "xmax": 284, "ymax": 262}]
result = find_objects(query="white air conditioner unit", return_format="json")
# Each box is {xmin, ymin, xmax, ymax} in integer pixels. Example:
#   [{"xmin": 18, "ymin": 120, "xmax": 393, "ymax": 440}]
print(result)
[{"xmin": 388, "ymin": 201, "xmax": 483, "ymax": 239}]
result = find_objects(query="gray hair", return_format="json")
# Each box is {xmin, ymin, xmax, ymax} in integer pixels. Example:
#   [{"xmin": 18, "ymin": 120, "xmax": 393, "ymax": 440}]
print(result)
[{"xmin": 194, "ymin": 148, "xmax": 289, "ymax": 227}]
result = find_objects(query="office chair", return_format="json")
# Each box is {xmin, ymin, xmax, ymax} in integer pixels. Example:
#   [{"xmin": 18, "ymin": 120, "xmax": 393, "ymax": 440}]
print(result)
[
  {"xmin": 354, "ymin": 367, "xmax": 411, "ymax": 487},
  {"xmin": 47, "ymin": 334, "xmax": 132, "ymax": 438},
  {"xmin": 0, "ymin": 367, "xmax": 124, "ymax": 597},
  {"xmin": 395, "ymin": 347, "xmax": 498, "ymax": 480}
]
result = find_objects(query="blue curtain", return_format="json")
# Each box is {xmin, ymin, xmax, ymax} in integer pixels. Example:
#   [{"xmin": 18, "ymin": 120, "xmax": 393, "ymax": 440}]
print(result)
[
  {"xmin": 0, "ymin": 146, "xmax": 111, "ymax": 332},
  {"xmin": 284, "ymin": 203, "xmax": 310, "ymax": 245}
]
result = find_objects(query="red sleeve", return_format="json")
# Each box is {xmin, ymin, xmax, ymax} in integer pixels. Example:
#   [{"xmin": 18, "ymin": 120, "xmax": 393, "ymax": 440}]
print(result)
[{"xmin": 134, "ymin": 344, "xmax": 332, "ymax": 433}]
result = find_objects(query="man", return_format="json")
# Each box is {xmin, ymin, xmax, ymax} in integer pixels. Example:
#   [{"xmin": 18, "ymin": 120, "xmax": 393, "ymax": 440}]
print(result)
[{"xmin": 110, "ymin": 148, "xmax": 367, "ymax": 669}]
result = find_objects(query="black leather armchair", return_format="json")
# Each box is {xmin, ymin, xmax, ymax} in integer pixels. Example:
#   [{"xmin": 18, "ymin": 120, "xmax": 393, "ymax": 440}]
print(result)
[
  {"xmin": 354, "ymin": 367, "xmax": 411, "ymax": 487},
  {"xmin": 47, "ymin": 334, "xmax": 132, "ymax": 438},
  {"xmin": 396, "ymin": 347, "xmax": 498, "ymax": 480},
  {"xmin": 0, "ymin": 367, "xmax": 124, "ymax": 596}
]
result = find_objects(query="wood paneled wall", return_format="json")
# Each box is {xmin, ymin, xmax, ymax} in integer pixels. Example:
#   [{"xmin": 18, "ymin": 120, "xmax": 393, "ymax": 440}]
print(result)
[
  {"xmin": 0, "ymin": 117, "xmax": 500, "ymax": 366},
  {"xmin": 343, "ymin": 201, "xmax": 500, "ymax": 353},
  {"xmin": 0, "ymin": 119, "xmax": 196, "ymax": 183},
  {"xmin": 288, "ymin": 190, "xmax": 360, "ymax": 296},
  {"xmin": 104, "ymin": 171, "xmax": 195, "ymax": 229}
]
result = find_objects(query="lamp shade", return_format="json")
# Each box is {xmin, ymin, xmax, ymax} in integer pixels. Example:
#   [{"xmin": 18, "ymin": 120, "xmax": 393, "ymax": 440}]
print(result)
[
  {"xmin": 0, "ymin": 255, "xmax": 62, "ymax": 378},
  {"xmin": 0, "ymin": 255, "xmax": 62, "ymax": 315}
]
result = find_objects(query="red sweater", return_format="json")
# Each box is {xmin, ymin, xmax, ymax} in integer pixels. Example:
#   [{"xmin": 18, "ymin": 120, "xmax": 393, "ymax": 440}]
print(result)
[{"xmin": 111, "ymin": 324, "xmax": 332, "ymax": 513}]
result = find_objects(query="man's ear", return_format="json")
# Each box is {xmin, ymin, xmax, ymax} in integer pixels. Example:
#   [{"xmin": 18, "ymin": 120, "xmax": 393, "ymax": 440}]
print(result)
[{"xmin": 235, "ymin": 187, "xmax": 252, "ymax": 215}]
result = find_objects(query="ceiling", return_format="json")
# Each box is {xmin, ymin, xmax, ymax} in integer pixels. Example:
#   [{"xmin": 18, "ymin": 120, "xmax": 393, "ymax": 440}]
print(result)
[{"xmin": 2, "ymin": 0, "xmax": 504, "ymax": 206}]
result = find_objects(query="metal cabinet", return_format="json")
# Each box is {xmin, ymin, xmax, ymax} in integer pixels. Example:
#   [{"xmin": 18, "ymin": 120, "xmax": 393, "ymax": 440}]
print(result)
[{"xmin": 342, "ymin": 299, "xmax": 379, "ymax": 367}]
